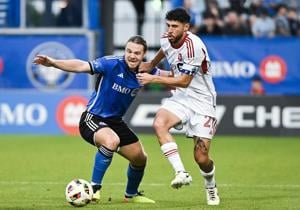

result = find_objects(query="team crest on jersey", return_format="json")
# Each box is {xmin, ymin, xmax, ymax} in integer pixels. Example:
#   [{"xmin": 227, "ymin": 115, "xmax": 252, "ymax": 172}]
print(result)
[
  {"xmin": 178, "ymin": 53, "xmax": 183, "ymax": 61},
  {"xmin": 26, "ymin": 42, "xmax": 75, "ymax": 91},
  {"xmin": 131, "ymin": 88, "xmax": 139, "ymax": 97}
]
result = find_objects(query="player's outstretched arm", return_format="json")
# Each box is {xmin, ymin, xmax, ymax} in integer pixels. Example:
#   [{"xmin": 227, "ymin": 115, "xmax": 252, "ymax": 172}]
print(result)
[
  {"xmin": 33, "ymin": 55, "xmax": 91, "ymax": 73},
  {"xmin": 139, "ymin": 48, "xmax": 165, "ymax": 73}
]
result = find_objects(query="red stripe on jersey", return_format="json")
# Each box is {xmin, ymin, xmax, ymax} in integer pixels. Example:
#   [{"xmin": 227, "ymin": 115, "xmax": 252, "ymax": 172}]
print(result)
[
  {"xmin": 185, "ymin": 38, "xmax": 194, "ymax": 58},
  {"xmin": 185, "ymin": 39, "xmax": 190, "ymax": 58},
  {"xmin": 185, "ymin": 40, "xmax": 190, "ymax": 58},
  {"xmin": 186, "ymin": 37, "xmax": 195, "ymax": 58},
  {"xmin": 201, "ymin": 48, "xmax": 208, "ymax": 74}
]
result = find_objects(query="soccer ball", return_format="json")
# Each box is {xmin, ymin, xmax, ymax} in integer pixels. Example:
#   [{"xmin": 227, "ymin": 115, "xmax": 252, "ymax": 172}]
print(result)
[{"xmin": 65, "ymin": 179, "xmax": 93, "ymax": 207}]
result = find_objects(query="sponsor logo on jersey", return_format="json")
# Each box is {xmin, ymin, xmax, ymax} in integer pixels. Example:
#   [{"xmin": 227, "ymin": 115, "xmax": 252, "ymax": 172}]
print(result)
[
  {"xmin": 56, "ymin": 96, "xmax": 88, "ymax": 135},
  {"xmin": 26, "ymin": 42, "xmax": 75, "ymax": 91},
  {"xmin": 259, "ymin": 55, "xmax": 287, "ymax": 84},
  {"xmin": 131, "ymin": 88, "xmax": 139, "ymax": 97},
  {"xmin": 112, "ymin": 83, "xmax": 131, "ymax": 94},
  {"xmin": 117, "ymin": 73, "xmax": 124, "ymax": 78}
]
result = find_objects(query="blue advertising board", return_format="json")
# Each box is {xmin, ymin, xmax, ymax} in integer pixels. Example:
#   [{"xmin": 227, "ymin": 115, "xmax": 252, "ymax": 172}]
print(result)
[
  {"xmin": 0, "ymin": 34, "xmax": 89, "ymax": 90},
  {"xmin": 1, "ymin": 91, "xmax": 299, "ymax": 136},
  {"xmin": 0, "ymin": 91, "xmax": 89, "ymax": 135},
  {"xmin": 202, "ymin": 37, "xmax": 300, "ymax": 95}
]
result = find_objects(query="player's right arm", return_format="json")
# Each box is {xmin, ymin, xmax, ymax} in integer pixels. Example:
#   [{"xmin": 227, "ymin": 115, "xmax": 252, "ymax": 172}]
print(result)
[
  {"xmin": 33, "ymin": 55, "xmax": 91, "ymax": 73},
  {"xmin": 139, "ymin": 48, "xmax": 165, "ymax": 73}
]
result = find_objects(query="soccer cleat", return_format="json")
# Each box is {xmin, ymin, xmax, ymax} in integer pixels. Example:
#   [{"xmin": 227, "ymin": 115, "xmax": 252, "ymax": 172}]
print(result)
[
  {"xmin": 91, "ymin": 184, "xmax": 101, "ymax": 203},
  {"xmin": 171, "ymin": 171, "xmax": 192, "ymax": 189},
  {"xmin": 124, "ymin": 191, "xmax": 155, "ymax": 204},
  {"xmin": 206, "ymin": 186, "xmax": 220, "ymax": 205}
]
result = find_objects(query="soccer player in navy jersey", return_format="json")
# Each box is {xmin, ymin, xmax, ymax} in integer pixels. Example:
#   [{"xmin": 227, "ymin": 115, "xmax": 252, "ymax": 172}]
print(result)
[{"xmin": 33, "ymin": 35, "xmax": 157, "ymax": 204}]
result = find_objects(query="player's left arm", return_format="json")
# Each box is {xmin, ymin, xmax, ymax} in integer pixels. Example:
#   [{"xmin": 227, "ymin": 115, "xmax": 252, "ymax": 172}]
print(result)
[
  {"xmin": 137, "ymin": 65, "xmax": 197, "ymax": 88},
  {"xmin": 137, "ymin": 69, "xmax": 193, "ymax": 88}
]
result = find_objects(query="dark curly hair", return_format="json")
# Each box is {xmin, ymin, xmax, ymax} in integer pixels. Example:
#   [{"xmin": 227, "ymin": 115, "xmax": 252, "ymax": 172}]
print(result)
[{"xmin": 165, "ymin": 8, "xmax": 191, "ymax": 24}]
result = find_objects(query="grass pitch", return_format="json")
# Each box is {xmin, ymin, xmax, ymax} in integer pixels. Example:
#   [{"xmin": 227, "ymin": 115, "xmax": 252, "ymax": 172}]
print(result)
[{"xmin": 0, "ymin": 134, "xmax": 299, "ymax": 210}]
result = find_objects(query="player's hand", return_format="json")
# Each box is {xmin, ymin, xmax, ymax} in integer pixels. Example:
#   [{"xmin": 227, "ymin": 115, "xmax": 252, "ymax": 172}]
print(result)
[
  {"xmin": 33, "ymin": 55, "xmax": 55, "ymax": 67},
  {"xmin": 136, "ymin": 73, "xmax": 154, "ymax": 85},
  {"xmin": 138, "ymin": 62, "xmax": 153, "ymax": 73}
]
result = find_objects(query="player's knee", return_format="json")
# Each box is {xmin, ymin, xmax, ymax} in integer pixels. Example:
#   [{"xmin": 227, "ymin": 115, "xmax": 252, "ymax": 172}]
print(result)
[
  {"xmin": 95, "ymin": 135, "xmax": 120, "ymax": 150},
  {"xmin": 153, "ymin": 117, "xmax": 167, "ymax": 132}
]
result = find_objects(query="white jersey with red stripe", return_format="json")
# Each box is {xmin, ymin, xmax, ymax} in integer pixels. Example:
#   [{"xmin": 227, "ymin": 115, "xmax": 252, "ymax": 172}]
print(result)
[{"xmin": 160, "ymin": 31, "xmax": 217, "ymax": 117}]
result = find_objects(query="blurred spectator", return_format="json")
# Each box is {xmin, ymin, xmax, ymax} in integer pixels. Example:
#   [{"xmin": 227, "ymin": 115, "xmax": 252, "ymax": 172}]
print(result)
[
  {"xmin": 229, "ymin": 0, "xmax": 249, "ymax": 14},
  {"xmin": 285, "ymin": 0, "xmax": 300, "ymax": 12},
  {"xmin": 249, "ymin": 0, "xmax": 266, "ymax": 15},
  {"xmin": 197, "ymin": 13, "xmax": 224, "ymax": 35},
  {"xmin": 251, "ymin": 8, "xmax": 276, "ymax": 37},
  {"xmin": 223, "ymin": 10, "xmax": 250, "ymax": 35},
  {"xmin": 56, "ymin": 0, "xmax": 82, "ymax": 27},
  {"xmin": 274, "ymin": 4, "xmax": 291, "ymax": 36},
  {"xmin": 250, "ymin": 76, "xmax": 265, "ymax": 95},
  {"xmin": 183, "ymin": 0, "xmax": 202, "ymax": 33},
  {"xmin": 198, "ymin": 0, "xmax": 224, "ymax": 35},
  {"xmin": 216, "ymin": 0, "xmax": 231, "ymax": 11},
  {"xmin": 262, "ymin": 0, "xmax": 284, "ymax": 16},
  {"xmin": 287, "ymin": 7, "xmax": 300, "ymax": 36},
  {"xmin": 203, "ymin": 0, "xmax": 225, "ymax": 19}
]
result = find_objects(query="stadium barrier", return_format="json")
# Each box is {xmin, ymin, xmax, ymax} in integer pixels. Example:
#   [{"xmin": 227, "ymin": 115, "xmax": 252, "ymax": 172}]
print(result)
[{"xmin": 0, "ymin": 91, "xmax": 299, "ymax": 136}]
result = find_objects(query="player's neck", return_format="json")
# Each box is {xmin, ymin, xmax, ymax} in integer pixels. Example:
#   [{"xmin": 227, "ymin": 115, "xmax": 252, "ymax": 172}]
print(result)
[{"xmin": 171, "ymin": 32, "xmax": 188, "ymax": 49}]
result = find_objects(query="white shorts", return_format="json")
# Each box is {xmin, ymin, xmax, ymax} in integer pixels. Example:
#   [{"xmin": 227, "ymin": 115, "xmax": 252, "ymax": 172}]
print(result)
[{"xmin": 161, "ymin": 98, "xmax": 217, "ymax": 140}]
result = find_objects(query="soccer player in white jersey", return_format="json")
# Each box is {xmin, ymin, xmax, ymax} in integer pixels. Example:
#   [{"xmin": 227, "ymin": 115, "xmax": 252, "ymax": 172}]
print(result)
[{"xmin": 137, "ymin": 8, "xmax": 220, "ymax": 206}]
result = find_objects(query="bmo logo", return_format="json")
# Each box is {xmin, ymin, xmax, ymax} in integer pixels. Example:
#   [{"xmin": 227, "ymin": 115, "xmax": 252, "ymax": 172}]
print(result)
[
  {"xmin": 56, "ymin": 96, "xmax": 87, "ymax": 135},
  {"xmin": 260, "ymin": 55, "xmax": 287, "ymax": 84}
]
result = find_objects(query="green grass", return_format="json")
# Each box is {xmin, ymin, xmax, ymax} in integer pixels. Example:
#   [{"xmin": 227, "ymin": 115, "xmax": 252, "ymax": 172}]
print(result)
[{"xmin": 0, "ymin": 135, "xmax": 299, "ymax": 210}]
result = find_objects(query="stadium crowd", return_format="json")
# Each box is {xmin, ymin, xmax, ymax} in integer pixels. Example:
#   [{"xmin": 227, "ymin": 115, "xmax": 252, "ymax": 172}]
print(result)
[{"xmin": 185, "ymin": 0, "xmax": 300, "ymax": 37}]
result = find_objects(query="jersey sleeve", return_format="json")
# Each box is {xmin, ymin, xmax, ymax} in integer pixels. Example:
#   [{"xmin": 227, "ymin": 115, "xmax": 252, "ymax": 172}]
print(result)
[
  {"xmin": 183, "ymin": 40, "xmax": 209, "ymax": 74},
  {"xmin": 88, "ymin": 57, "xmax": 108, "ymax": 75}
]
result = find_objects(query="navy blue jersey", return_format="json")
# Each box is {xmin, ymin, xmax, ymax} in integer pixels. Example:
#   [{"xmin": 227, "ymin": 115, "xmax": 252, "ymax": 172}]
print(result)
[{"xmin": 87, "ymin": 55, "xmax": 155, "ymax": 118}]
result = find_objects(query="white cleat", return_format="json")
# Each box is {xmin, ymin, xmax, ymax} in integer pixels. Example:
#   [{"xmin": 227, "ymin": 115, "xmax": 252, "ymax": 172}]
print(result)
[
  {"xmin": 206, "ymin": 186, "xmax": 220, "ymax": 205},
  {"xmin": 171, "ymin": 171, "xmax": 192, "ymax": 189}
]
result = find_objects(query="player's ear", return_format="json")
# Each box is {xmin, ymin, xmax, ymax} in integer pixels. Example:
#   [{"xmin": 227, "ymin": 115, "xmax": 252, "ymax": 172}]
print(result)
[{"xmin": 184, "ymin": 23, "xmax": 190, "ymax": 32}]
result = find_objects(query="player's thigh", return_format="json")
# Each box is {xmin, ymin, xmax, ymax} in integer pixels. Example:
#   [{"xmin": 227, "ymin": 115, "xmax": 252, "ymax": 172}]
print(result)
[
  {"xmin": 158, "ymin": 99, "xmax": 189, "ymax": 128},
  {"xmin": 118, "ymin": 141, "xmax": 147, "ymax": 166},
  {"xmin": 94, "ymin": 127, "xmax": 120, "ymax": 149},
  {"xmin": 79, "ymin": 111, "xmax": 120, "ymax": 149},
  {"xmin": 186, "ymin": 114, "xmax": 217, "ymax": 140},
  {"xmin": 110, "ymin": 120, "xmax": 139, "ymax": 147}
]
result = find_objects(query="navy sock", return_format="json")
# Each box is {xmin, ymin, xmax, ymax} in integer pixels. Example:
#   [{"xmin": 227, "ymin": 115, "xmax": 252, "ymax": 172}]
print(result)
[
  {"xmin": 91, "ymin": 146, "xmax": 114, "ymax": 185},
  {"xmin": 125, "ymin": 164, "xmax": 145, "ymax": 197}
]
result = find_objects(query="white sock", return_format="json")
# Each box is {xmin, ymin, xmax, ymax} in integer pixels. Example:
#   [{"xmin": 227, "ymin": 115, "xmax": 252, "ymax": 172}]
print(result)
[
  {"xmin": 161, "ymin": 142, "xmax": 185, "ymax": 173},
  {"xmin": 200, "ymin": 165, "xmax": 216, "ymax": 188}
]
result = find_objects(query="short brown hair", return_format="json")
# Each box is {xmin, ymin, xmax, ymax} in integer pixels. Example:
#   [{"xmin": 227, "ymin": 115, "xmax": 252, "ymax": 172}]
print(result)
[{"xmin": 126, "ymin": 35, "xmax": 147, "ymax": 52}]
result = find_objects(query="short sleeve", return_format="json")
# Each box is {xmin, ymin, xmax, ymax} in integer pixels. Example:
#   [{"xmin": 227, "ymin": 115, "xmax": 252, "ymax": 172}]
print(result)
[{"xmin": 89, "ymin": 57, "xmax": 107, "ymax": 75}]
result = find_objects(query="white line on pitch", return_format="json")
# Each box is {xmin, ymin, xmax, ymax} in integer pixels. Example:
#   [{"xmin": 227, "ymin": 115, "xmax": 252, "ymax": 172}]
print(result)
[{"xmin": 0, "ymin": 181, "xmax": 300, "ymax": 188}]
